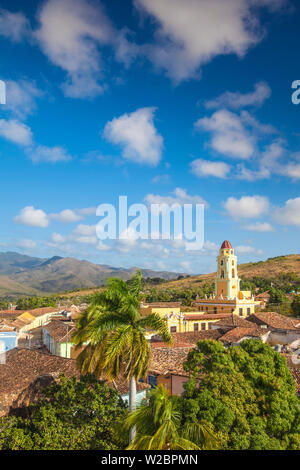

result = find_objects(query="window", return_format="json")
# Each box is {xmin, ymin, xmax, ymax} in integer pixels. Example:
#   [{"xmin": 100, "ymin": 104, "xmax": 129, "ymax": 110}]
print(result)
[
  {"xmin": 247, "ymin": 308, "xmax": 250, "ymax": 315},
  {"xmin": 221, "ymin": 260, "xmax": 224, "ymax": 266},
  {"xmin": 201, "ymin": 323, "xmax": 206, "ymax": 330},
  {"xmin": 232, "ymin": 260, "xmax": 234, "ymax": 266},
  {"xmin": 232, "ymin": 269, "xmax": 235, "ymax": 277},
  {"xmin": 208, "ymin": 323, "xmax": 213, "ymax": 330},
  {"xmin": 170, "ymin": 326, "xmax": 177, "ymax": 333},
  {"xmin": 214, "ymin": 307, "xmax": 217, "ymax": 314},
  {"xmin": 221, "ymin": 270, "xmax": 224, "ymax": 278},
  {"xmin": 148, "ymin": 374, "xmax": 158, "ymax": 388},
  {"xmin": 194, "ymin": 323, "xmax": 199, "ymax": 331},
  {"xmin": 239, "ymin": 308, "xmax": 243, "ymax": 316}
]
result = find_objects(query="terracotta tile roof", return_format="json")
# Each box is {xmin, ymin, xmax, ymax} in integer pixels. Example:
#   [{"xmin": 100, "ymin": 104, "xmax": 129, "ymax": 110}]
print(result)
[
  {"xmin": 151, "ymin": 330, "xmax": 223, "ymax": 348},
  {"xmin": 26, "ymin": 307, "xmax": 61, "ymax": 317},
  {"xmin": 43, "ymin": 320, "xmax": 75, "ymax": 343},
  {"xmin": 221, "ymin": 240, "xmax": 232, "ymax": 249},
  {"xmin": 0, "ymin": 348, "xmax": 149, "ymax": 415},
  {"xmin": 255, "ymin": 291, "xmax": 270, "ymax": 300},
  {"xmin": 149, "ymin": 347, "xmax": 190, "ymax": 376},
  {"xmin": 0, "ymin": 310, "xmax": 25, "ymax": 315},
  {"xmin": 215, "ymin": 316, "xmax": 256, "ymax": 329},
  {"xmin": 184, "ymin": 313, "xmax": 233, "ymax": 321},
  {"xmin": 142, "ymin": 302, "xmax": 182, "ymax": 308},
  {"xmin": 0, "ymin": 311, "xmax": 23, "ymax": 322},
  {"xmin": 219, "ymin": 326, "xmax": 269, "ymax": 344},
  {"xmin": 248, "ymin": 312, "xmax": 300, "ymax": 331}
]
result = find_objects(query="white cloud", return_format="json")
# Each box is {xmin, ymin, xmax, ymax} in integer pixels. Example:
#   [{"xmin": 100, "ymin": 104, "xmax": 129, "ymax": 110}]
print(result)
[
  {"xmin": 134, "ymin": 0, "xmax": 286, "ymax": 82},
  {"xmin": 0, "ymin": 8, "xmax": 29, "ymax": 42},
  {"xmin": 73, "ymin": 224, "xmax": 96, "ymax": 236},
  {"xmin": 14, "ymin": 206, "xmax": 94, "ymax": 229},
  {"xmin": 14, "ymin": 206, "xmax": 49, "ymax": 228},
  {"xmin": 281, "ymin": 163, "xmax": 300, "ymax": 180},
  {"xmin": 195, "ymin": 109, "xmax": 255, "ymax": 160},
  {"xmin": 34, "ymin": 0, "xmax": 137, "ymax": 98},
  {"xmin": 72, "ymin": 224, "xmax": 98, "ymax": 244},
  {"xmin": 103, "ymin": 107, "xmax": 163, "ymax": 166},
  {"xmin": 0, "ymin": 119, "xmax": 33, "ymax": 146},
  {"xmin": 145, "ymin": 187, "xmax": 208, "ymax": 208},
  {"xmin": 191, "ymin": 158, "xmax": 230, "ymax": 178},
  {"xmin": 151, "ymin": 174, "xmax": 170, "ymax": 184},
  {"xmin": 205, "ymin": 81, "xmax": 271, "ymax": 109},
  {"xmin": 29, "ymin": 145, "xmax": 72, "ymax": 163},
  {"xmin": 16, "ymin": 239, "xmax": 37, "ymax": 250},
  {"xmin": 236, "ymin": 164, "xmax": 271, "ymax": 181},
  {"xmin": 35, "ymin": 0, "xmax": 111, "ymax": 98},
  {"xmin": 224, "ymin": 195, "xmax": 269, "ymax": 219},
  {"xmin": 51, "ymin": 233, "xmax": 67, "ymax": 244},
  {"xmin": 235, "ymin": 245, "xmax": 263, "ymax": 255},
  {"xmin": 273, "ymin": 197, "xmax": 300, "ymax": 228},
  {"xmin": 5, "ymin": 80, "xmax": 42, "ymax": 119},
  {"xmin": 50, "ymin": 209, "xmax": 83, "ymax": 223},
  {"xmin": 243, "ymin": 222, "xmax": 274, "ymax": 232}
]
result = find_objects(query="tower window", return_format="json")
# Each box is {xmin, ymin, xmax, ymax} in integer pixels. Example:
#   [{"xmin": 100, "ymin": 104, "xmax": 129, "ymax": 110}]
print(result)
[
  {"xmin": 232, "ymin": 260, "xmax": 234, "ymax": 266},
  {"xmin": 221, "ymin": 270, "xmax": 224, "ymax": 278},
  {"xmin": 232, "ymin": 269, "xmax": 235, "ymax": 277},
  {"xmin": 221, "ymin": 260, "xmax": 224, "ymax": 266}
]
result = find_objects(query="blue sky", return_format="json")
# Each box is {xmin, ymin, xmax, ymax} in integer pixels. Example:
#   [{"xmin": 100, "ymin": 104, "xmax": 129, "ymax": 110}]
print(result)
[{"xmin": 0, "ymin": 0, "xmax": 300, "ymax": 274}]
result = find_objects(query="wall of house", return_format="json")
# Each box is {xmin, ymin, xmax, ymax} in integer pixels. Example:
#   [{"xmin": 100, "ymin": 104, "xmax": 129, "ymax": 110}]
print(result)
[
  {"xmin": 58, "ymin": 341, "xmax": 72, "ymax": 358},
  {"xmin": 157, "ymin": 374, "xmax": 172, "ymax": 392},
  {"xmin": 268, "ymin": 330, "xmax": 300, "ymax": 346},
  {"xmin": 171, "ymin": 375, "xmax": 189, "ymax": 395},
  {"xmin": 0, "ymin": 332, "xmax": 17, "ymax": 352},
  {"xmin": 121, "ymin": 390, "xmax": 147, "ymax": 406}
]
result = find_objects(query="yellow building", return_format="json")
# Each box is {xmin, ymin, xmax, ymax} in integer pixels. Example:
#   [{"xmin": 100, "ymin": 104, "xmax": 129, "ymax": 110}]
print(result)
[
  {"xmin": 140, "ymin": 242, "xmax": 260, "ymax": 334},
  {"xmin": 194, "ymin": 240, "xmax": 261, "ymax": 319}
]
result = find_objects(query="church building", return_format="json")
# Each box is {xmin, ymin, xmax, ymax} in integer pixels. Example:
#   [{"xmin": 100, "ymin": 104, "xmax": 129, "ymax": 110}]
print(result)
[
  {"xmin": 140, "ymin": 240, "xmax": 261, "ymax": 334},
  {"xmin": 194, "ymin": 240, "xmax": 260, "ymax": 318}
]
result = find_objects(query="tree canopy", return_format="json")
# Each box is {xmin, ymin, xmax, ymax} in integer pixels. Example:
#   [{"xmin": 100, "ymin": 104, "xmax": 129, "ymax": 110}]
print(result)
[
  {"xmin": 0, "ymin": 375, "xmax": 127, "ymax": 450},
  {"xmin": 182, "ymin": 339, "xmax": 300, "ymax": 450}
]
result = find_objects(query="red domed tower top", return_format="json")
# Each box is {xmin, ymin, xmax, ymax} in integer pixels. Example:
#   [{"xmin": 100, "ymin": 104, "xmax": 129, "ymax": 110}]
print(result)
[{"xmin": 221, "ymin": 240, "xmax": 232, "ymax": 249}]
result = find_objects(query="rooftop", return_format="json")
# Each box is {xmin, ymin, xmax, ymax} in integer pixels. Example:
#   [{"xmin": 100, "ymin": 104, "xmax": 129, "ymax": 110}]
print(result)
[
  {"xmin": 248, "ymin": 312, "xmax": 300, "ymax": 331},
  {"xmin": 184, "ymin": 313, "xmax": 233, "ymax": 321},
  {"xmin": 219, "ymin": 326, "xmax": 269, "ymax": 344},
  {"xmin": 0, "ymin": 348, "xmax": 149, "ymax": 416},
  {"xmin": 141, "ymin": 302, "xmax": 182, "ymax": 308},
  {"xmin": 221, "ymin": 240, "xmax": 232, "ymax": 249},
  {"xmin": 151, "ymin": 330, "xmax": 223, "ymax": 348},
  {"xmin": 149, "ymin": 347, "xmax": 190, "ymax": 376},
  {"xmin": 44, "ymin": 320, "xmax": 75, "ymax": 343},
  {"xmin": 215, "ymin": 316, "xmax": 257, "ymax": 329}
]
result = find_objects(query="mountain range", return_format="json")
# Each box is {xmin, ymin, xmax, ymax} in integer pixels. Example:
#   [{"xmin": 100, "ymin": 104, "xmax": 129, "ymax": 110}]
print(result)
[{"xmin": 0, "ymin": 252, "xmax": 184, "ymax": 297}]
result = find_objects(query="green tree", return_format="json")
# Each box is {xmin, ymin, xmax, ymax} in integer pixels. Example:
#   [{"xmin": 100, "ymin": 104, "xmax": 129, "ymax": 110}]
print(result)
[
  {"xmin": 291, "ymin": 294, "xmax": 300, "ymax": 316},
  {"xmin": 16, "ymin": 296, "xmax": 56, "ymax": 310},
  {"xmin": 269, "ymin": 288, "xmax": 288, "ymax": 304},
  {"xmin": 182, "ymin": 339, "xmax": 300, "ymax": 450},
  {"xmin": 0, "ymin": 375, "xmax": 126, "ymax": 450},
  {"xmin": 72, "ymin": 270, "xmax": 172, "ymax": 443},
  {"xmin": 123, "ymin": 384, "xmax": 218, "ymax": 450}
]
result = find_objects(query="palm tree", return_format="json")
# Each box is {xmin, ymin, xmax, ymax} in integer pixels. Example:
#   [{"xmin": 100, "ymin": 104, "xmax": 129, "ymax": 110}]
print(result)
[
  {"xmin": 123, "ymin": 385, "xmax": 218, "ymax": 450},
  {"xmin": 72, "ymin": 270, "xmax": 172, "ymax": 443}
]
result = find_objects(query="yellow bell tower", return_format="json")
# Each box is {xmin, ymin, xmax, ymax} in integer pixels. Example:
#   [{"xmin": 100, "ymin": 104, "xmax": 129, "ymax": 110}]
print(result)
[{"xmin": 215, "ymin": 240, "xmax": 240, "ymax": 300}]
